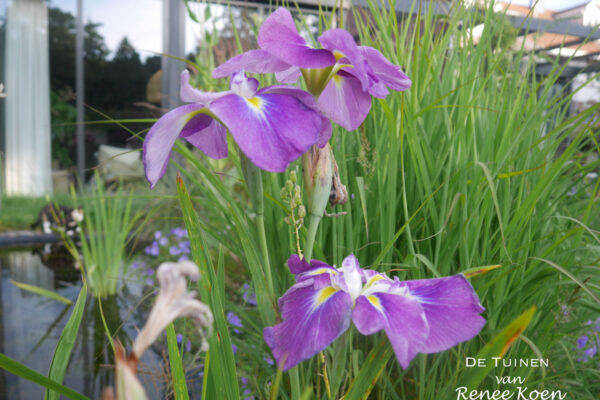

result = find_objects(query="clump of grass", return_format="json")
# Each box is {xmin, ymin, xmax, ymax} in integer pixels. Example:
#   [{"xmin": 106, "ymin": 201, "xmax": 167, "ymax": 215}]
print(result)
[
  {"xmin": 70, "ymin": 173, "xmax": 141, "ymax": 297},
  {"xmin": 170, "ymin": 0, "xmax": 600, "ymax": 398}
]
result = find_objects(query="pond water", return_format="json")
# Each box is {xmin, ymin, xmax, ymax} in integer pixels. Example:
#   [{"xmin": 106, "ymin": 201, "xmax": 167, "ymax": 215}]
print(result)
[{"xmin": 0, "ymin": 245, "xmax": 168, "ymax": 399}]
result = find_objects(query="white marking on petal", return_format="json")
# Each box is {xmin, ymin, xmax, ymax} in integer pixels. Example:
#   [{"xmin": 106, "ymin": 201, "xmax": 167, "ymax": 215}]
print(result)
[{"xmin": 341, "ymin": 255, "xmax": 363, "ymax": 302}]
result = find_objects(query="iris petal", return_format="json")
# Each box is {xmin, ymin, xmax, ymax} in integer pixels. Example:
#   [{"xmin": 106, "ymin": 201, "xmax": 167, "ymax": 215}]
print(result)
[
  {"xmin": 264, "ymin": 278, "xmax": 352, "ymax": 370},
  {"xmin": 317, "ymin": 72, "xmax": 372, "ymax": 131},
  {"xmin": 209, "ymin": 92, "xmax": 323, "ymax": 172},
  {"xmin": 258, "ymin": 8, "xmax": 335, "ymax": 69},
  {"xmin": 404, "ymin": 275, "xmax": 485, "ymax": 353},
  {"xmin": 359, "ymin": 46, "xmax": 412, "ymax": 92},
  {"xmin": 212, "ymin": 49, "xmax": 291, "ymax": 78},
  {"xmin": 287, "ymin": 254, "xmax": 335, "ymax": 276},
  {"xmin": 181, "ymin": 117, "xmax": 228, "ymax": 160},
  {"xmin": 180, "ymin": 70, "xmax": 230, "ymax": 104},
  {"xmin": 260, "ymin": 85, "xmax": 331, "ymax": 147},
  {"xmin": 143, "ymin": 104, "xmax": 209, "ymax": 188},
  {"xmin": 318, "ymin": 29, "xmax": 370, "ymax": 90},
  {"xmin": 353, "ymin": 293, "xmax": 429, "ymax": 368}
]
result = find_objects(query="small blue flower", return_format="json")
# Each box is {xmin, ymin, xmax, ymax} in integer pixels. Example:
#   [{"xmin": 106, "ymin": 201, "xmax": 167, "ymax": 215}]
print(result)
[
  {"xmin": 159, "ymin": 236, "xmax": 169, "ymax": 246},
  {"xmin": 242, "ymin": 283, "xmax": 257, "ymax": 306},
  {"xmin": 585, "ymin": 346, "xmax": 597, "ymax": 358},
  {"xmin": 263, "ymin": 356, "xmax": 274, "ymax": 366},
  {"xmin": 177, "ymin": 333, "xmax": 183, "ymax": 344},
  {"xmin": 144, "ymin": 241, "xmax": 160, "ymax": 256},
  {"xmin": 178, "ymin": 254, "xmax": 189, "ymax": 262},
  {"xmin": 227, "ymin": 311, "xmax": 243, "ymax": 334},
  {"xmin": 232, "ymin": 343, "xmax": 238, "ymax": 354},
  {"xmin": 146, "ymin": 278, "xmax": 155, "ymax": 286},
  {"xmin": 171, "ymin": 227, "xmax": 188, "ymax": 238},
  {"xmin": 577, "ymin": 335, "xmax": 588, "ymax": 349},
  {"xmin": 185, "ymin": 340, "xmax": 192, "ymax": 353},
  {"xmin": 145, "ymin": 268, "xmax": 154, "ymax": 276},
  {"xmin": 169, "ymin": 246, "xmax": 182, "ymax": 256},
  {"xmin": 154, "ymin": 231, "xmax": 163, "ymax": 239}
]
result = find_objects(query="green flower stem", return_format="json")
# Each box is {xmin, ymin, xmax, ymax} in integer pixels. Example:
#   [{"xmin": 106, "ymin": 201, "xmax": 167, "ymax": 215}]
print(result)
[
  {"xmin": 239, "ymin": 151, "xmax": 275, "ymax": 301},
  {"xmin": 289, "ymin": 367, "xmax": 301, "ymax": 400},
  {"xmin": 304, "ymin": 213, "xmax": 321, "ymax": 262}
]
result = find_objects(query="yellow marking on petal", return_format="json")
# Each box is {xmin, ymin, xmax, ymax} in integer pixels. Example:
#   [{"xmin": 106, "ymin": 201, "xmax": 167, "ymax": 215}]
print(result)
[
  {"xmin": 306, "ymin": 267, "xmax": 337, "ymax": 276},
  {"xmin": 315, "ymin": 287, "xmax": 337, "ymax": 306},
  {"xmin": 367, "ymin": 295, "xmax": 382, "ymax": 310},
  {"xmin": 333, "ymin": 50, "xmax": 346, "ymax": 61},
  {"xmin": 363, "ymin": 274, "xmax": 385, "ymax": 289},
  {"xmin": 332, "ymin": 74, "xmax": 343, "ymax": 87},
  {"xmin": 246, "ymin": 96, "xmax": 262, "ymax": 109}
]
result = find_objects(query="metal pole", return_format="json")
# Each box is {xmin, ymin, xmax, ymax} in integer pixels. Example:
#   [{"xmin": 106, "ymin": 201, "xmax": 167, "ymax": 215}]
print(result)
[{"xmin": 76, "ymin": 0, "xmax": 85, "ymax": 183}]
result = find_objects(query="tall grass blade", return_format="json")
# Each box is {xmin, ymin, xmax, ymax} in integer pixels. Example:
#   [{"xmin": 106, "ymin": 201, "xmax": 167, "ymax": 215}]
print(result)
[
  {"xmin": 45, "ymin": 284, "xmax": 87, "ymax": 400},
  {"xmin": 0, "ymin": 353, "xmax": 89, "ymax": 400},
  {"xmin": 166, "ymin": 323, "xmax": 190, "ymax": 400},
  {"xmin": 9, "ymin": 280, "xmax": 72, "ymax": 305},
  {"xmin": 456, "ymin": 306, "xmax": 536, "ymax": 392}
]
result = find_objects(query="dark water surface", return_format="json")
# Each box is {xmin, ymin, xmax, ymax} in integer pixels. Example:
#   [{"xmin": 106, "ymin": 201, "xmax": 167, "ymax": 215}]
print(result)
[{"xmin": 0, "ymin": 247, "xmax": 165, "ymax": 399}]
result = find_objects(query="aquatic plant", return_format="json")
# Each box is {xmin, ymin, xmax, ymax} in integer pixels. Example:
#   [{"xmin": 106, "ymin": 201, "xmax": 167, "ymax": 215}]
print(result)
[{"xmin": 70, "ymin": 174, "xmax": 142, "ymax": 297}]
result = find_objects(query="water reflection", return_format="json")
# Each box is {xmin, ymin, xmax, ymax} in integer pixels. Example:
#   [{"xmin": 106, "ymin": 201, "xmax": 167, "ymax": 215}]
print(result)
[{"xmin": 0, "ymin": 248, "xmax": 163, "ymax": 399}]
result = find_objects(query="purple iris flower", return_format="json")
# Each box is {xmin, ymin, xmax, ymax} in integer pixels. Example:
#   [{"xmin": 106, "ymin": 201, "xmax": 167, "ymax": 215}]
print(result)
[
  {"xmin": 213, "ymin": 7, "xmax": 411, "ymax": 131},
  {"xmin": 143, "ymin": 69, "xmax": 331, "ymax": 187},
  {"xmin": 264, "ymin": 254, "xmax": 485, "ymax": 371}
]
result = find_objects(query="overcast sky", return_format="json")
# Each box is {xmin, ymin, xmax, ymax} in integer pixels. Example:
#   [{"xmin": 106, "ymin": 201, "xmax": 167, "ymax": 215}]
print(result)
[{"xmin": 47, "ymin": 0, "xmax": 591, "ymax": 59}]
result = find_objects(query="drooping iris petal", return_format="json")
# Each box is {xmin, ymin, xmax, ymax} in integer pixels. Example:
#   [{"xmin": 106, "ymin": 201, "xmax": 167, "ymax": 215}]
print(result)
[
  {"xmin": 364, "ymin": 63, "xmax": 390, "ymax": 99},
  {"xmin": 317, "ymin": 71, "xmax": 372, "ymax": 131},
  {"xmin": 264, "ymin": 278, "xmax": 353, "ymax": 370},
  {"xmin": 208, "ymin": 92, "xmax": 323, "ymax": 172},
  {"xmin": 180, "ymin": 117, "xmax": 228, "ymax": 160},
  {"xmin": 275, "ymin": 66, "xmax": 302, "ymax": 84},
  {"xmin": 180, "ymin": 70, "xmax": 230, "ymax": 104},
  {"xmin": 403, "ymin": 275, "xmax": 485, "ymax": 353},
  {"xmin": 258, "ymin": 8, "xmax": 335, "ymax": 69},
  {"xmin": 143, "ymin": 104, "xmax": 210, "ymax": 188},
  {"xmin": 352, "ymin": 292, "xmax": 429, "ymax": 368},
  {"xmin": 260, "ymin": 85, "xmax": 331, "ymax": 147},
  {"xmin": 318, "ymin": 29, "xmax": 370, "ymax": 90},
  {"xmin": 213, "ymin": 49, "xmax": 291, "ymax": 78},
  {"xmin": 359, "ymin": 46, "xmax": 412, "ymax": 92}
]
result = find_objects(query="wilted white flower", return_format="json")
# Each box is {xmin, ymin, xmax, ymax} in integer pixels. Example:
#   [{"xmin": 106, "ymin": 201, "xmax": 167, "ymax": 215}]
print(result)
[
  {"xmin": 111, "ymin": 260, "xmax": 213, "ymax": 400},
  {"xmin": 133, "ymin": 260, "xmax": 213, "ymax": 357}
]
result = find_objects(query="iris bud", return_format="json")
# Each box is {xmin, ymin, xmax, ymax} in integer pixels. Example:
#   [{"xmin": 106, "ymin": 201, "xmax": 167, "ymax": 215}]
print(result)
[{"xmin": 302, "ymin": 144, "xmax": 333, "ymax": 218}]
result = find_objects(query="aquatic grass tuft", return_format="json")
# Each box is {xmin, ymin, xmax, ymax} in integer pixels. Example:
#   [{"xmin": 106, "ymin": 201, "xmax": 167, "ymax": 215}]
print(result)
[{"xmin": 69, "ymin": 173, "xmax": 142, "ymax": 297}]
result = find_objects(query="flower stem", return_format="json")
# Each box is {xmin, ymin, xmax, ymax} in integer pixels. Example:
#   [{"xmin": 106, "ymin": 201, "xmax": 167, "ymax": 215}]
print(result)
[
  {"xmin": 257, "ymin": 213, "xmax": 275, "ymax": 296},
  {"xmin": 239, "ymin": 152, "xmax": 275, "ymax": 300},
  {"xmin": 304, "ymin": 213, "xmax": 321, "ymax": 262},
  {"xmin": 289, "ymin": 367, "xmax": 301, "ymax": 400}
]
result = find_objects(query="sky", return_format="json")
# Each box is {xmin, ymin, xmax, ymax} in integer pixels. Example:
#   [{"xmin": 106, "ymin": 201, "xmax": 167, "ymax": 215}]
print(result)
[{"xmin": 49, "ymin": 0, "xmax": 216, "ymax": 59}]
